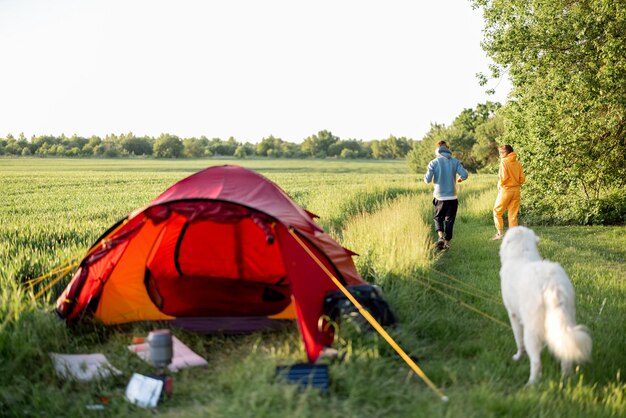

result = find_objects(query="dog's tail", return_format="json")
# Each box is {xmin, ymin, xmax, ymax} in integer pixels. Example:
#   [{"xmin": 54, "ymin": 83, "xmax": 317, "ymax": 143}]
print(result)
[{"xmin": 543, "ymin": 282, "xmax": 592, "ymax": 363}]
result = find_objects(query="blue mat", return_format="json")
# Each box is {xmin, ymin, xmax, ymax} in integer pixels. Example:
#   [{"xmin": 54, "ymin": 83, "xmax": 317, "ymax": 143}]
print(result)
[{"xmin": 276, "ymin": 364, "xmax": 329, "ymax": 394}]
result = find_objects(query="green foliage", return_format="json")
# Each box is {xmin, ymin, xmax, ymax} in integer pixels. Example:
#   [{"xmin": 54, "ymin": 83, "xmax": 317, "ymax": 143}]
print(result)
[
  {"xmin": 407, "ymin": 102, "xmax": 502, "ymax": 174},
  {"xmin": 234, "ymin": 143, "xmax": 256, "ymax": 159},
  {"xmin": 473, "ymin": 114, "xmax": 504, "ymax": 170},
  {"xmin": 368, "ymin": 135, "xmax": 413, "ymax": 159},
  {"xmin": 208, "ymin": 137, "xmax": 238, "ymax": 156},
  {"xmin": 474, "ymin": 0, "xmax": 626, "ymax": 224},
  {"xmin": 183, "ymin": 137, "xmax": 209, "ymax": 158},
  {"xmin": 154, "ymin": 134, "xmax": 184, "ymax": 158},
  {"xmin": 406, "ymin": 123, "xmax": 446, "ymax": 174},
  {"xmin": 122, "ymin": 135, "xmax": 153, "ymax": 156},
  {"xmin": 1, "ymin": 130, "xmax": 416, "ymax": 161},
  {"xmin": 328, "ymin": 138, "xmax": 371, "ymax": 159},
  {"xmin": 256, "ymin": 135, "xmax": 285, "ymax": 157},
  {"xmin": 301, "ymin": 130, "xmax": 340, "ymax": 158}
]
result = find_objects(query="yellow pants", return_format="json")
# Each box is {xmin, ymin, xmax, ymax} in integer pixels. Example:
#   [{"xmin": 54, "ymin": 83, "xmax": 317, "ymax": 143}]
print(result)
[{"xmin": 493, "ymin": 188, "xmax": 521, "ymax": 231}]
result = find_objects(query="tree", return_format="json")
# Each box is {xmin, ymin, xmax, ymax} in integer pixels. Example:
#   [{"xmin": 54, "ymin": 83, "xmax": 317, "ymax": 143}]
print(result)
[
  {"xmin": 183, "ymin": 137, "xmax": 208, "ymax": 158},
  {"xmin": 31, "ymin": 135, "xmax": 60, "ymax": 154},
  {"xmin": 65, "ymin": 135, "xmax": 88, "ymax": 151},
  {"xmin": 301, "ymin": 130, "xmax": 339, "ymax": 158},
  {"xmin": 223, "ymin": 137, "xmax": 239, "ymax": 156},
  {"xmin": 53, "ymin": 144, "xmax": 67, "ymax": 156},
  {"xmin": 206, "ymin": 137, "xmax": 238, "ymax": 156},
  {"xmin": 406, "ymin": 102, "xmax": 501, "ymax": 174},
  {"xmin": 446, "ymin": 102, "xmax": 501, "ymax": 171},
  {"xmin": 122, "ymin": 135, "xmax": 153, "ymax": 156},
  {"xmin": 367, "ymin": 136, "xmax": 412, "ymax": 159},
  {"xmin": 371, "ymin": 140, "xmax": 385, "ymax": 159},
  {"xmin": 256, "ymin": 135, "xmax": 283, "ymax": 157},
  {"xmin": 234, "ymin": 143, "xmax": 255, "ymax": 158},
  {"xmin": 473, "ymin": 114, "xmax": 504, "ymax": 171},
  {"xmin": 339, "ymin": 148, "xmax": 358, "ymax": 159},
  {"xmin": 154, "ymin": 134, "xmax": 183, "ymax": 158},
  {"xmin": 280, "ymin": 141, "xmax": 304, "ymax": 158},
  {"xmin": 88, "ymin": 136, "xmax": 102, "ymax": 148},
  {"xmin": 327, "ymin": 139, "xmax": 366, "ymax": 158},
  {"xmin": 387, "ymin": 136, "xmax": 413, "ymax": 158},
  {"xmin": 474, "ymin": 0, "xmax": 626, "ymax": 224},
  {"xmin": 81, "ymin": 144, "xmax": 94, "ymax": 156},
  {"xmin": 406, "ymin": 123, "xmax": 447, "ymax": 174}
]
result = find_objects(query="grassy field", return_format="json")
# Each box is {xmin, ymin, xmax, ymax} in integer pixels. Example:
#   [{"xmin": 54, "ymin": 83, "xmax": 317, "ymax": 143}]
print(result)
[{"xmin": 1, "ymin": 158, "xmax": 624, "ymax": 417}]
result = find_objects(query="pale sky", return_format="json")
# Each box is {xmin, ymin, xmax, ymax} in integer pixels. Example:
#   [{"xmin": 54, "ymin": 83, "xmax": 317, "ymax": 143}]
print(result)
[{"xmin": 0, "ymin": 0, "xmax": 510, "ymax": 143}]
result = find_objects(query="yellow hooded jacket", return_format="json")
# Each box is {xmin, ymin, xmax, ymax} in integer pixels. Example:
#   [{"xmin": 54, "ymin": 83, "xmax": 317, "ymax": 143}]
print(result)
[{"xmin": 498, "ymin": 152, "xmax": 525, "ymax": 190}]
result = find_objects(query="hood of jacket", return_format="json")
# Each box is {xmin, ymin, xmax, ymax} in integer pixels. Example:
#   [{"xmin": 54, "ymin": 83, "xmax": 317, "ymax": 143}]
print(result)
[
  {"xmin": 435, "ymin": 146, "xmax": 452, "ymax": 159},
  {"xmin": 503, "ymin": 151, "xmax": 518, "ymax": 162}
]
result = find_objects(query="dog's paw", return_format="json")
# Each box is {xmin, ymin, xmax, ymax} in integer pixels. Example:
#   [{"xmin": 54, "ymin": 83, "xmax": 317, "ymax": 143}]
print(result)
[{"xmin": 512, "ymin": 352, "xmax": 524, "ymax": 361}]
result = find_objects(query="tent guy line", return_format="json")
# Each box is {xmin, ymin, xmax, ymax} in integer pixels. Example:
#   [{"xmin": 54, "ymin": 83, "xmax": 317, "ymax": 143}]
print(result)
[{"xmin": 287, "ymin": 228, "xmax": 449, "ymax": 402}]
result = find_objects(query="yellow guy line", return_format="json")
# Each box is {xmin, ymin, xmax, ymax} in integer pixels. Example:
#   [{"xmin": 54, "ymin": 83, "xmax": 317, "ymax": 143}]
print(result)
[
  {"xmin": 414, "ymin": 275, "xmax": 509, "ymax": 329},
  {"xmin": 288, "ymin": 228, "xmax": 449, "ymax": 402},
  {"xmin": 428, "ymin": 267, "xmax": 499, "ymax": 302},
  {"xmin": 23, "ymin": 256, "xmax": 76, "ymax": 285},
  {"xmin": 33, "ymin": 272, "xmax": 71, "ymax": 300},
  {"xmin": 421, "ymin": 274, "xmax": 501, "ymax": 305},
  {"xmin": 24, "ymin": 260, "xmax": 81, "ymax": 289},
  {"xmin": 30, "ymin": 218, "xmax": 131, "ymax": 300}
]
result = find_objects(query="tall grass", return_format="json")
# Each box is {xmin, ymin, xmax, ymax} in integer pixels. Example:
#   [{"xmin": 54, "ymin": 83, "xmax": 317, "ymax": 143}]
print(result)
[
  {"xmin": 341, "ymin": 193, "xmax": 433, "ymax": 282},
  {"xmin": 1, "ymin": 158, "xmax": 624, "ymax": 417}
]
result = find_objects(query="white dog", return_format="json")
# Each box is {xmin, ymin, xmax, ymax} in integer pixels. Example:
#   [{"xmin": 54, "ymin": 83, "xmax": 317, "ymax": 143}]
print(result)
[{"xmin": 499, "ymin": 226, "xmax": 592, "ymax": 385}]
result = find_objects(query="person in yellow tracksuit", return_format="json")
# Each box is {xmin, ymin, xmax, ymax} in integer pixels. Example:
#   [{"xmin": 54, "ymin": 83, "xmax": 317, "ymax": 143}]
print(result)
[{"xmin": 492, "ymin": 144, "xmax": 525, "ymax": 240}]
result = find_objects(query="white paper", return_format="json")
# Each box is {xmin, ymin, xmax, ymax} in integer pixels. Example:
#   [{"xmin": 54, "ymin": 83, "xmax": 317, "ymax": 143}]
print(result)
[
  {"xmin": 125, "ymin": 373, "xmax": 163, "ymax": 408},
  {"xmin": 49, "ymin": 353, "xmax": 122, "ymax": 381},
  {"xmin": 128, "ymin": 335, "xmax": 208, "ymax": 372}
]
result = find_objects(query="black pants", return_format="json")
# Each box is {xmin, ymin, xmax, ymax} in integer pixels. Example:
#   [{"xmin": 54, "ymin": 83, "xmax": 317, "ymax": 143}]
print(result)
[{"xmin": 433, "ymin": 198, "xmax": 458, "ymax": 241}]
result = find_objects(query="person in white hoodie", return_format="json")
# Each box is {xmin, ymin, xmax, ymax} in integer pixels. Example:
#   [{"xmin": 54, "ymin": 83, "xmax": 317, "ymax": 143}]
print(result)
[{"xmin": 424, "ymin": 141, "xmax": 469, "ymax": 249}]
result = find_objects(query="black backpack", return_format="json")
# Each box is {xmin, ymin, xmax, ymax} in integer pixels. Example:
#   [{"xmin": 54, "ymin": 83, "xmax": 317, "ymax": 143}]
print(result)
[{"xmin": 323, "ymin": 284, "xmax": 397, "ymax": 329}]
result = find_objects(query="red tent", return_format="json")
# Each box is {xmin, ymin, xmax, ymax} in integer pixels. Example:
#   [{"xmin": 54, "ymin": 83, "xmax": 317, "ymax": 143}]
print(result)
[{"xmin": 56, "ymin": 165, "xmax": 365, "ymax": 362}]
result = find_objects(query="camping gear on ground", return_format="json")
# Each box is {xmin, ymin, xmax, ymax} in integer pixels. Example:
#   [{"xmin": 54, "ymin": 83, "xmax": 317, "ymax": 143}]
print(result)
[
  {"xmin": 147, "ymin": 373, "xmax": 174, "ymax": 398},
  {"xmin": 49, "ymin": 353, "xmax": 122, "ymax": 381},
  {"xmin": 147, "ymin": 329, "xmax": 173, "ymax": 368},
  {"xmin": 128, "ymin": 334, "xmax": 208, "ymax": 372},
  {"xmin": 323, "ymin": 284, "xmax": 397, "ymax": 330},
  {"xmin": 55, "ymin": 165, "xmax": 377, "ymax": 362},
  {"xmin": 125, "ymin": 373, "xmax": 164, "ymax": 408},
  {"xmin": 276, "ymin": 363, "xmax": 330, "ymax": 394}
]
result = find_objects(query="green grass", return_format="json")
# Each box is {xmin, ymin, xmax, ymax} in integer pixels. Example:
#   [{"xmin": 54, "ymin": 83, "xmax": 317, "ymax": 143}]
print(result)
[{"xmin": 1, "ymin": 158, "xmax": 624, "ymax": 417}]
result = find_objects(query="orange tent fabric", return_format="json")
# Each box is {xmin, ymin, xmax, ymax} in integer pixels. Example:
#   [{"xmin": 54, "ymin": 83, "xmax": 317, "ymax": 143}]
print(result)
[{"xmin": 56, "ymin": 165, "xmax": 365, "ymax": 362}]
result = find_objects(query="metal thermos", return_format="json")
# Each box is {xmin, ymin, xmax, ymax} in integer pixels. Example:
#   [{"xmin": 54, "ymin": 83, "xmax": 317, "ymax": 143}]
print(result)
[{"xmin": 147, "ymin": 329, "xmax": 173, "ymax": 368}]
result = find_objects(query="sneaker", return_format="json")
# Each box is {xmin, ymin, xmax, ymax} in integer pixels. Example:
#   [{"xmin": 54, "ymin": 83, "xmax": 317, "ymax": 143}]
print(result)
[
  {"xmin": 491, "ymin": 233, "xmax": 503, "ymax": 241},
  {"xmin": 436, "ymin": 237, "xmax": 445, "ymax": 249},
  {"xmin": 442, "ymin": 241, "xmax": 450, "ymax": 250}
]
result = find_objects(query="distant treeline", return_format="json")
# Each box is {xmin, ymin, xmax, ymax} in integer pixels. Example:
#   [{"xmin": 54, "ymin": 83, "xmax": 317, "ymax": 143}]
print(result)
[
  {"xmin": 0, "ymin": 130, "xmax": 415, "ymax": 160},
  {"xmin": 1, "ymin": 102, "xmax": 505, "ymax": 174}
]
